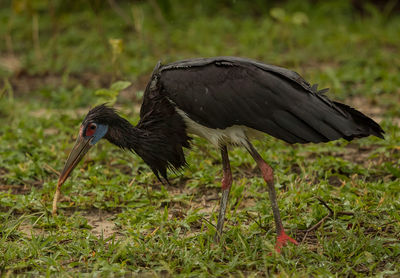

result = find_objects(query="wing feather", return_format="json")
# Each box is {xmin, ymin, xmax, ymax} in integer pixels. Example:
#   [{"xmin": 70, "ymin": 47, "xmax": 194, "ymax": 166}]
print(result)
[{"xmin": 158, "ymin": 57, "xmax": 383, "ymax": 144}]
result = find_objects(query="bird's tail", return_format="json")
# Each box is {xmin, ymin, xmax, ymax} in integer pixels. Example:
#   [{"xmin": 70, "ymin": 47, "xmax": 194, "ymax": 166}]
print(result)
[{"xmin": 332, "ymin": 101, "xmax": 384, "ymax": 140}]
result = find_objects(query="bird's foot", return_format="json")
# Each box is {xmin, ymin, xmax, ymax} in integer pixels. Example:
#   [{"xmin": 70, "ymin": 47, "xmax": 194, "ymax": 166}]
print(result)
[
  {"xmin": 274, "ymin": 231, "xmax": 298, "ymax": 253},
  {"xmin": 214, "ymin": 231, "xmax": 221, "ymax": 244}
]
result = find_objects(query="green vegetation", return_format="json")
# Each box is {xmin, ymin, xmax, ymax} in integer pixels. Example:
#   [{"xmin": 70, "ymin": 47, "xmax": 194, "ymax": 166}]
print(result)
[{"xmin": 1, "ymin": 0, "xmax": 399, "ymax": 276}]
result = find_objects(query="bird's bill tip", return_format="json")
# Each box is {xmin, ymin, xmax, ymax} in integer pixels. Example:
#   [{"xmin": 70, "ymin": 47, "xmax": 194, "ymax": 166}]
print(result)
[{"xmin": 58, "ymin": 135, "xmax": 93, "ymax": 187}]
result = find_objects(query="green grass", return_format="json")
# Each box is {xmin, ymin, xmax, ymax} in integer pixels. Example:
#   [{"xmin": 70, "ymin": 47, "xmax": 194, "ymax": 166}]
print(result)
[{"xmin": 1, "ymin": 0, "xmax": 400, "ymax": 276}]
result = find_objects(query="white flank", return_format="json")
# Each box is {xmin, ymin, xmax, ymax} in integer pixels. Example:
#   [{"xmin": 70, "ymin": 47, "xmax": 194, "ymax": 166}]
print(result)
[{"xmin": 174, "ymin": 107, "xmax": 262, "ymax": 147}]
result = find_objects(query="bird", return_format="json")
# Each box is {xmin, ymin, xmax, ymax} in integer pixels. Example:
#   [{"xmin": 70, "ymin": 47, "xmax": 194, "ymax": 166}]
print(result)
[{"xmin": 54, "ymin": 56, "xmax": 384, "ymax": 252}]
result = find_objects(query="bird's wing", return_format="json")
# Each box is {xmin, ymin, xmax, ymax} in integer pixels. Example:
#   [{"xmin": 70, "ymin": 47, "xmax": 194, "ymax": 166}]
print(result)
[{"xmin": 158, "ymin": 57, "xmax": 383, "ymax": 144}]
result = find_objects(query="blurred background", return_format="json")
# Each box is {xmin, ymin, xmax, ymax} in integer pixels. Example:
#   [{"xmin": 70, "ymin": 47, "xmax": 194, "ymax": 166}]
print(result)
[
  {"xmin": 1, "ymin": 0, "xmax": 399, "ymax": 107},
  {"xmin": 1, "ymin": 1, "xmax": 400, "ymax": 275}
]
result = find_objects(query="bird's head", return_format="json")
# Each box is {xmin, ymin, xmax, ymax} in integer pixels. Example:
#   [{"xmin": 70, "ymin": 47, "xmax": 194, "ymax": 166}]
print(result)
[{"xmin": 58, "ymin": 104, "xmax": 120, "ymax": 187}]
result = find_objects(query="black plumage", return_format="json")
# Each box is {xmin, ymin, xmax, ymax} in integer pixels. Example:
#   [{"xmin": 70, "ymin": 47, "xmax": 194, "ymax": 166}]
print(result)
[
  {"xmin": 84, "ymin": 103, "xmax": 190, "ymax": 183},
  {"xmin": 56, "ymin": 56, "xmax": 384, "ymax": 252},
  {"xmin": 85, "ymin": 57, "xmax": 383, "ymax": 180},
  {"xmin": 158, "ymin": 57, "xmax": 383, "ymax": 144}
]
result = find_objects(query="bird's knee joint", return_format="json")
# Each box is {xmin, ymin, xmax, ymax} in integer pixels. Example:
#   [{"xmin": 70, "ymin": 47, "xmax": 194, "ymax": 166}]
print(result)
[
  {"xmin": 222, "ymin": 173, "xmax": 232, "ymax": 190},
  {"xmin": 260, "ymin": 163, "xmax": 274, "ymax": 184}
]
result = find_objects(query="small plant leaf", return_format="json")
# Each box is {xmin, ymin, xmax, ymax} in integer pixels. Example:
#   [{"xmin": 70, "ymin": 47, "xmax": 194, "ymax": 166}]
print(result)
[{"xmin": 110, "ymin": 81, "xmax": 131, "ymax": 92}]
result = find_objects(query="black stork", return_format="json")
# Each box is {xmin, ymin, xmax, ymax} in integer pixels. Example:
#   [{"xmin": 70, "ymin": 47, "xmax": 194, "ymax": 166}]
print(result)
[{"xmin": 54, "ymin": 57, "xmax": 384, "ymax": 252}]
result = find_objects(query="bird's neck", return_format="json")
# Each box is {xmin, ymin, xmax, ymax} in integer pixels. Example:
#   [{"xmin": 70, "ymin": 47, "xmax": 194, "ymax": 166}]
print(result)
[
  {"xmin": 104, "ymin": 117, "xmax": 143, "ymax": 151},
  {"xmin": 103, "ymin": 112, "xmax": 190, "ymax": 183},
  {"xmin": 104, "ymin": 116, "xmax": 170, "ymax": 180},
  {"xmin": 105, "ymin": 116, "xmax": 169, "ymax": 166}
]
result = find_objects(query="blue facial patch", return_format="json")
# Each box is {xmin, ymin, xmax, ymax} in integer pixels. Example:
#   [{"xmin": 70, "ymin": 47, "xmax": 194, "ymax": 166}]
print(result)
[{"xmin": 91, "ymin": 124, "xmax": 108, "ymax": 145}]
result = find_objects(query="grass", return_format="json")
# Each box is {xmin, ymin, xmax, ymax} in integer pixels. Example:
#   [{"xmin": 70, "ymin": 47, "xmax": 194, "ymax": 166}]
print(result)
[{"xmin": 1, "ymin": 0, "xmax": 400, "ymax": 276}]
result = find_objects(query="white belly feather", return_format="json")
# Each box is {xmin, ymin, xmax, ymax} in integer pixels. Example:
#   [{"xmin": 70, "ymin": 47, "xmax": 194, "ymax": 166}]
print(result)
[{"xmin": 174, "ymin": 107, "xmax": 262, "ymax": 147}]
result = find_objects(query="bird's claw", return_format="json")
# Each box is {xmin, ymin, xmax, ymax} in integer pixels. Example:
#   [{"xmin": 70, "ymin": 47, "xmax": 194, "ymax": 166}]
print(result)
[{"xmin": 274, "ymin": 231, "xmax": 298, "ymax": 253}]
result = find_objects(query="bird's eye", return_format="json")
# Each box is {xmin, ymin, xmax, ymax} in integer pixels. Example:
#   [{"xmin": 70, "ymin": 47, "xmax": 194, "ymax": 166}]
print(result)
[{"xmin": 85, "ymin": 123, "xmax": 97, "ymax": 137}]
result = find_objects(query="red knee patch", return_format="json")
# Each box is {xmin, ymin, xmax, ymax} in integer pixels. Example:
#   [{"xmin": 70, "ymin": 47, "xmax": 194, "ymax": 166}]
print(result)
[
  {"xmin": 221, "ymin": 172, "xmax": 232, "ymax": 190},
  {"xmin": 259, "ymin": 162, "xmax": 274, "ymax": 184}
]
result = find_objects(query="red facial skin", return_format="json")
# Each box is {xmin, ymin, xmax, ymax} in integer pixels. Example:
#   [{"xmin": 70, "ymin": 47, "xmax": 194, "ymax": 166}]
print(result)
[{"xmin": 85, "ymin": 123, "xmax": 97, "ymax": 137}]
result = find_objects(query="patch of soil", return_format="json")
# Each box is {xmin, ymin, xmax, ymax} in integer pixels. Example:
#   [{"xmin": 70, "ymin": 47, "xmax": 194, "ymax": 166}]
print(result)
[
  {"xmin": 347, "ymin": 96, "xmax": 384, "ymax": 118},
  {"xmin": 340, "ymin": 143, "xmax": 380, "ymax": 166},
  {"xmin": 19, "ymin": 223, "xmax": 47, "ymax": 238},
  {"xmin": 345, "ymin": 143, "xmax": 399, "ymax": 170},
  {"xmin": 17, "ymin": 209, "xmax": 123, "ymax": 239},
  {"xmin": 328, "ymin": 176, "xmax": 344, "ymax": 187},
  {"xmin": 0, "ymin": 184, "xmax": 31, "ymax": 195},
  {"xmin": 8, "ymin": 71, "xmax": 112, "ymax": 97},
  {"xmin": 0, "ymin": 167, "xmax": 9, "ymax": 182},
  {"xmin": 0, "ymin": 181, "xmax": 43, "ymax": 195},
  {"xmin": 82, "ymin": 210, "xmax": 123, "ymax": 239},
  {"xmin": 0, "ymin": 55, "xmax": 22, "ymax": 74}
]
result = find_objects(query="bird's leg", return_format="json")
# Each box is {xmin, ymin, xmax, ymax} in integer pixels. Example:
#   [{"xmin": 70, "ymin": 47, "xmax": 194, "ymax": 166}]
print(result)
[
  {"xmin": 246, "ymin": 141, "xmax": 298, "ymax": 253},
  {"xmin": 214, "ymin": 145, "xmax": 232, "ymax": 243}
]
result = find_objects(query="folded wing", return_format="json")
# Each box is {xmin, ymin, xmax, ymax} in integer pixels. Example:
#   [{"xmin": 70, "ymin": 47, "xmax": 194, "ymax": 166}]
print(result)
[{"xmin": 158, "ymin": 57, "xmax": 383, "ymax": 144}]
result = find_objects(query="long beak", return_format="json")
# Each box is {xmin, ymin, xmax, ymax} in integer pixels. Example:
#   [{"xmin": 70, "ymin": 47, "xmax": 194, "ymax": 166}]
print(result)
[{"xmin": 58, "ymin": 135, "xmax": 93, "ymax": 186}]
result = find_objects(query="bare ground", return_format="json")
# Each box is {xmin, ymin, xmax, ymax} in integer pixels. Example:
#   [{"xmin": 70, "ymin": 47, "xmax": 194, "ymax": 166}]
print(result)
[{"xmin": 82, "ymin": 210, "xmax": 123, "ymax": 239}]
